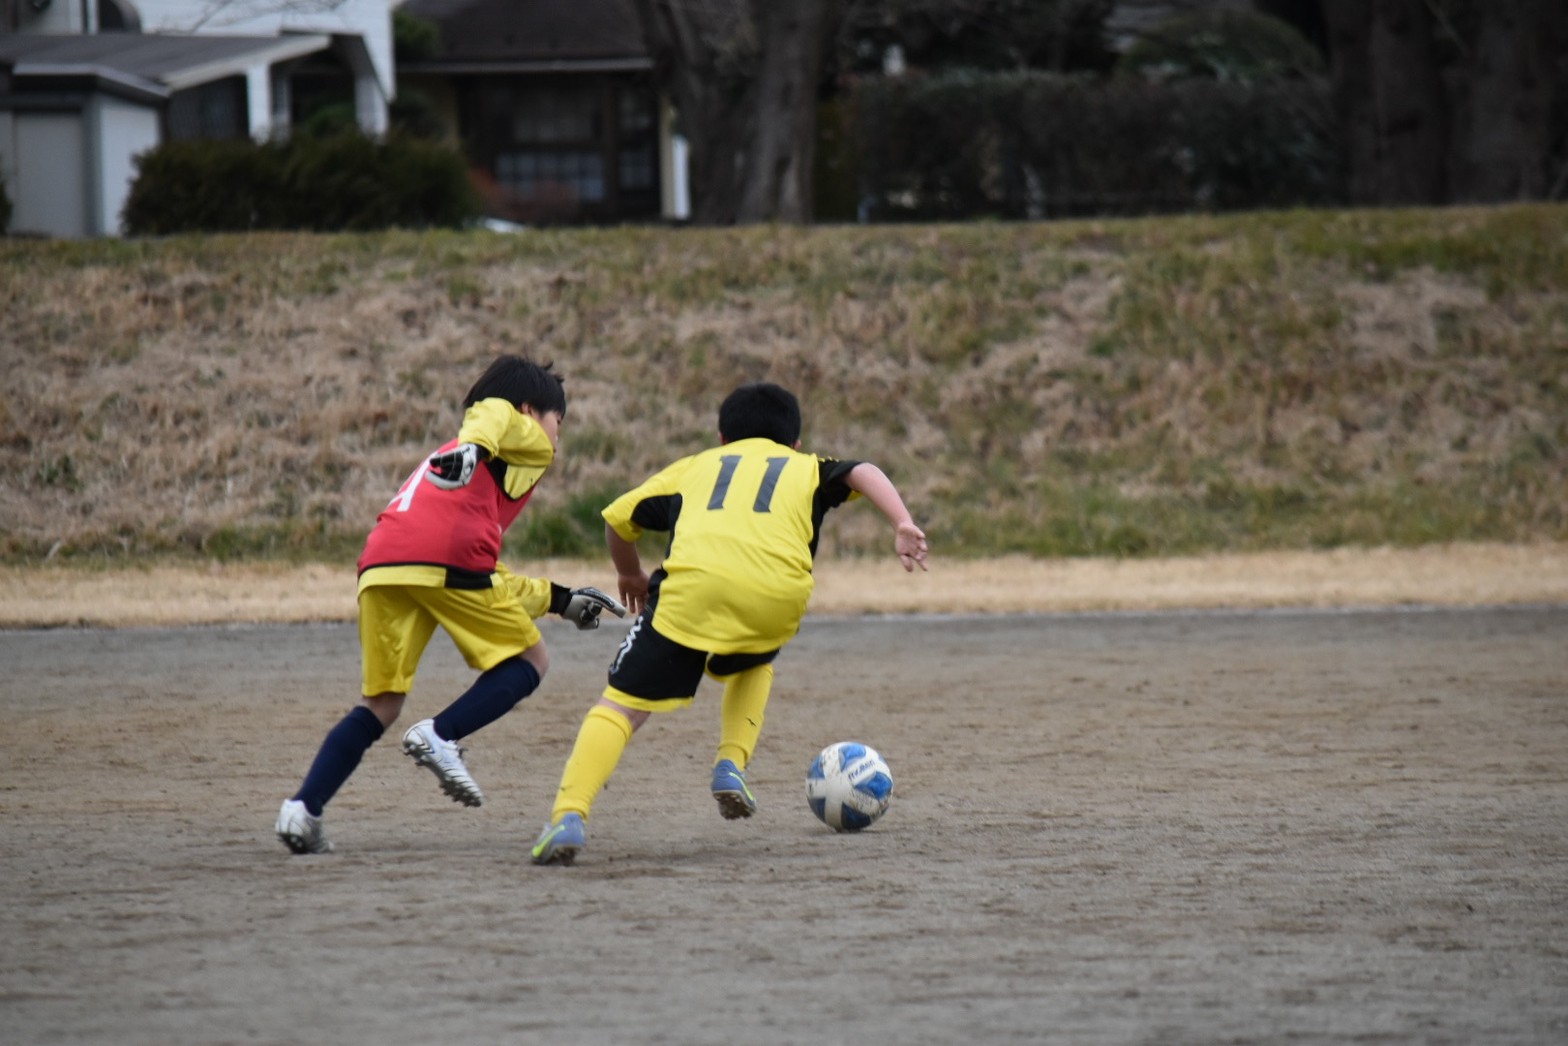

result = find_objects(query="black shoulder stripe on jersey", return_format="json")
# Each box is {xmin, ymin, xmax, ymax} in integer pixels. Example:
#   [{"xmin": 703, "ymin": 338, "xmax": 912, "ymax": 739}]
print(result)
[
  {"xmin": 818, "ymin": 458, "xmax": 862, "ymax": 495},
  {"xmin": 808, "ymin": 458, "xmax": 863, "ymax": 558},
  {"xmin": 631, "ymin": 492, "xmax": 682, "ymax": 533}
]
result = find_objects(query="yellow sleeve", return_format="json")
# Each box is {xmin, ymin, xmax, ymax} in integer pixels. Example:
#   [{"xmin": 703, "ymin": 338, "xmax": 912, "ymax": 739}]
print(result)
[
  {"xmin": 456, "ymin": 398, "xmax": 555, "ymax": 469},
  {"xmin": 495, "ymin": 563, "xmax": 555, "ymax": 620},
  {"xmin": 601, "ymin": 456, "xmax": 695, "ymax": 543}
]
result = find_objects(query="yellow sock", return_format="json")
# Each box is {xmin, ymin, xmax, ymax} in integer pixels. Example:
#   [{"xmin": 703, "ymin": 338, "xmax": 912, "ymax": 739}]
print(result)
[
  {"xmin": 551, "ymin": 704, "xmax": 633, "ymax": 823},
  {"xmin": 717, "ymin": 664, "xmax": 772, "ymax": 769}
]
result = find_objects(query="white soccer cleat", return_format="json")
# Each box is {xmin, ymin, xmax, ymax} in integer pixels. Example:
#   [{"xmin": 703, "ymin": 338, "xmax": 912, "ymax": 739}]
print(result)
[
  {"xmin": 276, "ymin": 798, "xmax": 333, "ymax": 854},
  {"xmin": 401, "ymin": 719, "xmax": 485, "ymax": 807}
]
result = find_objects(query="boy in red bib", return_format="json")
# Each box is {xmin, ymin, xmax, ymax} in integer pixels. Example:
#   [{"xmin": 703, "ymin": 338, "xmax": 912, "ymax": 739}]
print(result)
[{"xmin": 276, "ymin": 355, "xmax": 623, "ymax": 854}]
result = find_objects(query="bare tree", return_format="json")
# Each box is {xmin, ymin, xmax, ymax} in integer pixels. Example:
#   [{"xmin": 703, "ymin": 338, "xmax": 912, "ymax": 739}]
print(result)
[
  {"xmin": 1318, "ymin": 0, "xmax": 1567, "ymax": 205},
  {"xmin": 184, "ymin": 0, "xmax": 350, "ymax": 33},
  {"xmin": 1320, "ymin": 0, "xmax": 1447, "ymax": 205},
  {"xmin": 1449, "ymin": 0, "xmax": 1566, "ymax": 201},
  {"xmin": 634, "ymin": 0, "xmax": 839, "ymax": 224}
]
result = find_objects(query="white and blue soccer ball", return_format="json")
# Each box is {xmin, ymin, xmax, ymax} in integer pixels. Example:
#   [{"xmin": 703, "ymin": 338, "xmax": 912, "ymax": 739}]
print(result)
[{"xmin": 805, "ymin": 741, "xmax": 894, "ymax": 832}]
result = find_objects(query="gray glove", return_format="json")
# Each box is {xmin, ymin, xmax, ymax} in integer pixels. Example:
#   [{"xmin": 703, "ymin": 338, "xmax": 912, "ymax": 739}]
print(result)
[
  {"xmin": 425, "ymin": 443, "xmax": 484, "ymax": 490},
  {"xmin": 560, "ymin": 586, "xmax": 628, "ymax": 630}
]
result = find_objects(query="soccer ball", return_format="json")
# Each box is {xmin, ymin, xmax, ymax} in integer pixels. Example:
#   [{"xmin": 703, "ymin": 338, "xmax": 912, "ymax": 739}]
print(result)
[{"xmin": 805, "ymin": 741, "xmax": 894, "ymax": 832}]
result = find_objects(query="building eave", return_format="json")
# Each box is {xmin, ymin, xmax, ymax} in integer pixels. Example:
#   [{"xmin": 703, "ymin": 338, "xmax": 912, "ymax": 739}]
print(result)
[{"xmin": 401, "ymin": 56, "xmax": 654, "ymax": 76}]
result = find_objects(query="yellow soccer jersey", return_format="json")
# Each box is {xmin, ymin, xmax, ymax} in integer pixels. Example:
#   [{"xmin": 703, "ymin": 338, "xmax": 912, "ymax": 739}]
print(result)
[
  {"xmin": 457, "ymin": 396, "xmax": 555, "ymax": 499},
  {"xmin": 603, "ymin": 438, "xmax": 861, "ymax": 653}
]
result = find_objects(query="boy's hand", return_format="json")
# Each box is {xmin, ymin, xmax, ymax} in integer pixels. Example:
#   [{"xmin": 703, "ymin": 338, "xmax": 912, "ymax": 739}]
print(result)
[
  {"xmin": 561, "ymin": 587, "xmax": 629, "ymax": 630},
  {"xmin": 425, "ymin": 443, "xmax": 484, "ymax": 490},
  {"xmin": 895, "ymin": 520, "xmax": 929, "ymax": 572},
  {"xmin": 616, "ymin": 570, "xmax": 651, "ymax": 617}
]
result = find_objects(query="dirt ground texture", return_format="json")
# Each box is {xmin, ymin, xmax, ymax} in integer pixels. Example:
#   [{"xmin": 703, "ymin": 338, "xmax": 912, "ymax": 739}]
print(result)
[{"xmin": 2, "ymin": 604, "xmax": 1565, "ymax": 1045}]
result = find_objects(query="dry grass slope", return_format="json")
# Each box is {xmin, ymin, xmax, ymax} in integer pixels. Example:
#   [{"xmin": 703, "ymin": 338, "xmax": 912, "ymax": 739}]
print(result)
[{"xmin": 1, "ymin": 205, "xmax": 1565, "ymax": 566}]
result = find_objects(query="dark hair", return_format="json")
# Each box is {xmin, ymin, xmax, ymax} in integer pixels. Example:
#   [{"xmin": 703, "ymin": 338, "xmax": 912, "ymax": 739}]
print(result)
[
  {"xmin": 718, "ymin": 382, "xmax": 801, "ymax": 445},
  {"xmin": 463, "ymin": 354, "xmax": 566, "ymax": 416}
]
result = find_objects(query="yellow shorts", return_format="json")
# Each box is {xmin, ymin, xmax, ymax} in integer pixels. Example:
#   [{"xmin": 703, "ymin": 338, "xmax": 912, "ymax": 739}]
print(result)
[{"xmin": 358, "ymin": 581, "xmax": 541, "ymax": 696}]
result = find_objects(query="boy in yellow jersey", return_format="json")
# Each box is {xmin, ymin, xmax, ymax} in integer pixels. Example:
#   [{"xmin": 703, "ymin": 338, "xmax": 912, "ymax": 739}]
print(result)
[
  {"xmin": 530, "ymin": 382, "xmax": 928, "ymax": 865},
  {"xmin": 275, "ymin": 355, "xmax": 624, "ymax": 855}
]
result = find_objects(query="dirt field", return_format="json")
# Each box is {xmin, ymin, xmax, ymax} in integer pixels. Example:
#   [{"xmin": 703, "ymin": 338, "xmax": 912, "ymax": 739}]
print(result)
[{"xmin": 2, "ymin": 604, "xmax": 1565, "ymax": 1044}]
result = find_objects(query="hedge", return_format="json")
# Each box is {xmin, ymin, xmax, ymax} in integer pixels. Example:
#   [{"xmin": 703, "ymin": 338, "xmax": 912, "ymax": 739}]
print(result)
[
  {"xmin": 853, "ymin": 71, "xmax": 1344, "ymax": 220},
  {"xmin": 121, "ymin": 132, "xmax": 480, "ymax": 235}
]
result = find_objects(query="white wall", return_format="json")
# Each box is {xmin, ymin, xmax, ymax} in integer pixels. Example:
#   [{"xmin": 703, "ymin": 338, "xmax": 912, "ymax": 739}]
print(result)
[
  {"xmin": 11, "ymin": 0, "xmax": 92, "ymax": 33},
  {"xmin": 136, "ymin": 0, "xmax": 395, "ymax": 100},
  {"xmin": 93, "ymin": 97, "xmax": 161, "ymax": 236},
  {"xmin": 11, "ymin": 112, "xmax": 88, "ymax": 238}
]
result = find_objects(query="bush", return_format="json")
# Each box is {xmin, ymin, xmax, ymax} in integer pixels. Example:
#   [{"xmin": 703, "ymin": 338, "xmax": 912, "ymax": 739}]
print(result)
[
  {"xmin": 1117, "ymin": 8, "xmax": 1325, "ymax": 83},
  {"xmin": 855, "ymin": 69, "xmax": 1343, "ymax": 220},
  {"xmin": 121, "ymin": 139, "xmax": 287, "ymax": 232},
  {"xmin": 121, "ymin": 133, "xmax": 480, "ymax": 235},
  {"xmin": 393, "ymin": 9, "xmax": 441, "ymax": 63}
]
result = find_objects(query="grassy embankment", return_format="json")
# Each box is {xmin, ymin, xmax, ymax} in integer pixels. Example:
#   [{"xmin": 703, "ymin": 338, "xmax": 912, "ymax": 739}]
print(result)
[{"xmin": 2, "ymin": 205, "xmax": 1564, "ymax": 569}]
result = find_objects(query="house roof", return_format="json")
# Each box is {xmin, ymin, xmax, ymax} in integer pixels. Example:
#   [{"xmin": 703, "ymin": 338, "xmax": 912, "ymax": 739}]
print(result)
[
  {"xmin": 0, "ymin": 33, "xmax": 332, "ymax": 102},
  {"xmin": 400, "ymin": 0, "xmax": 651, "ymax": 73}
]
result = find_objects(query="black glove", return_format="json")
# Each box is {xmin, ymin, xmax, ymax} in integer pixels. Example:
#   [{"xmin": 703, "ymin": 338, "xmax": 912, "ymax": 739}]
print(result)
[
  {"xmin": 550, "ymin": 584, "xmax": 629, "ymax": 631},
  {"xmin": 425, "ymin": 443, "xmax": 484, "ymax": 490}
]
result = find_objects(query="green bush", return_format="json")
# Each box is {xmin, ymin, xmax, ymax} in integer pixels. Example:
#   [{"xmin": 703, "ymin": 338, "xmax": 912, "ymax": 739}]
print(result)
[
  {"xmin": 393, "ymin": 8, "xmax": 441, "ymax": 63},
  {"xmin": 121, "ymin": 133, "xmax": 480, "ymax": 235},
  {"xmin": 1117, "ymin": 8, "xmax": 1325, "ymax": 82},
  {"xmin": 856, "ymin": 70, "xmax": 1343, "ymax": 220}
]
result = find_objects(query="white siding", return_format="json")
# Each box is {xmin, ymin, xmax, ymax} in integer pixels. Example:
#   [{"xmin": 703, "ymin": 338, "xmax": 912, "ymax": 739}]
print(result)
[
  {"xmin": 10, "ymin": 1, "xmax": 90, "ymax": 33},
  {"xmin": 12, "ymin": 113, "xmax": 88, "ymax": 238},
  {"xmin": 135, "ymin": 0, "xmax": 395, "ymax": 99},
  {"xmin": 93, "ymin": 98, "xmax": 161, "ymax": 237}
]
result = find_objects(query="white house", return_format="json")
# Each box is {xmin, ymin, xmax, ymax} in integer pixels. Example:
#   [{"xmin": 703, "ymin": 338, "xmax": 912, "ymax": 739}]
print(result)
[{"xmin": 0, "ymin": 0, "xmax": 394, "ymax": 237}]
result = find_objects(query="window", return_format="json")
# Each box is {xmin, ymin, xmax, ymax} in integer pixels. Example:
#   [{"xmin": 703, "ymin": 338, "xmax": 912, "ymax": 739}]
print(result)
[
  {"xmin": 467, "ymin": 74, "xmax": 660, "ymax": 222},
  {"xmin": 511, "ymin": 86, "xmax": 598, "ymax": 143},
  {"xmin": 166, "ymin": 77, "xmax": 248, "ymax": 141},
  {"xmin": 496, "ymin": 150, "xmax": 605, "ymax": 202},
  {"xmin": 619, "ymin": 148, "xmax": 654, "ymax": 192}
]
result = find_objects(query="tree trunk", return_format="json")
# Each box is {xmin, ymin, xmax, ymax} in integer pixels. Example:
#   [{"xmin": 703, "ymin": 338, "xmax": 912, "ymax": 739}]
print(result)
[
  {"xmin": 1451, "ymin": 0, "xmax": 1565, "ymax": 201},
  {"xmin": 1321, "ymin": 0, "xmax": 1448, "ymax": 205},
  {"xmin": 635, "ymin": 0, "xmax": 835, "ymax": 225},
  {"xmin": 1320, "ymin": 0, "xmax": 1377, "ymax": 204},
  {"xmin": 736, "ymin": 0, "xmax": 831, "ymax": 222}
]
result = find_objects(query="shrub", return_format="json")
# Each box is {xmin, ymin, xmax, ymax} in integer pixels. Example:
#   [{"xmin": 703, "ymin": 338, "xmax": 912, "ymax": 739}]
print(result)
[
  {"xmin": 121, "ymin": 133, "xmax": 480, "ymax": 235},
  {"xmin": 855, "ymin": 69, "xmax": 1343, "ymax": 220},
  {"xmin": 393, "ymin": 8, "xmax": 441, "ymax": 63},
  {"xmin": 1117, "ymin": 8, "xmax": 1325, "ymax": 83},
  {"xmin": 121, "ymin": 139, "xmax": 287, "ymax": 232}
]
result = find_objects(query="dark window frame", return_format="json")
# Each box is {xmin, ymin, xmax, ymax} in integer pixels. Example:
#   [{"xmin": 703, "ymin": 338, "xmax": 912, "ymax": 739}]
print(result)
[
  {"xmin": 460, "ymin": 71, "xmax": 660, "ymax": 224},
  {"xmin": 165, "ymin": 76, "xmax": 248, "ymax": 142}
]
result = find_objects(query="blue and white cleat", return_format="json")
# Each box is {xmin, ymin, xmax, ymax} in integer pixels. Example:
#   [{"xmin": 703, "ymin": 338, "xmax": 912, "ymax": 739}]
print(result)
[
  {"xmin": 710, "ymin": 759, "xmax": 757, "ymax": 820},
  {"xmin": 530, "ymin": 812, "xmax": 586, "ymax": 866}
]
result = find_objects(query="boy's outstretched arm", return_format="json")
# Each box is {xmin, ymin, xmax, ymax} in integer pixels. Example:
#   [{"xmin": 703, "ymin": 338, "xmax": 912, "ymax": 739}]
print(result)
[
  {"xmin": 606, "ymin": 524, "xmax": 652, "ymax": 616},
  {"xmin": 846, "ymin": 463, "xmax": 929, "ymax": 572}
]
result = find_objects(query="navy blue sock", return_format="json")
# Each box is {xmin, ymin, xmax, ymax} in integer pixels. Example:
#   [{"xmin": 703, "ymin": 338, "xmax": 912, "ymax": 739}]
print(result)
[
  {"xmin": 432, "ymin": 657, "xmax": 541, "ymax": 742},
  {"xmin": 293, "ymin": 705, "xmax": 384, "ymax": 816}
]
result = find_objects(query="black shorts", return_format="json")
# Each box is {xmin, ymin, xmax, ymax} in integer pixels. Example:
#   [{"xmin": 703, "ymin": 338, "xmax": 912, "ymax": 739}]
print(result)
[{"xmin": 607, "ymin": 611, "xmax": 779, "ymax": 703}]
